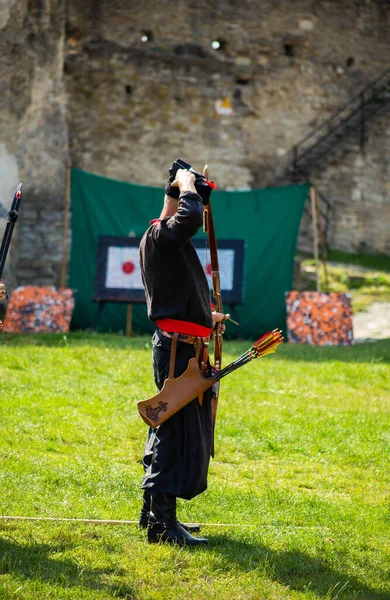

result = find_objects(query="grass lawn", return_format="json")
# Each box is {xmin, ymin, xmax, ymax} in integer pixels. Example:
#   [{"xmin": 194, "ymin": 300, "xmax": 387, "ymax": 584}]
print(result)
[
  {"xmin": 0, "ymin": 333, "xmax": 389, "ymax": 600},
  {"xmin": 298, "ymin": 254, "xmax": 390, "ymax": 313},
  {"xmin": 325, "ymin": 251, "xmax": 390, "ymax": 274}
]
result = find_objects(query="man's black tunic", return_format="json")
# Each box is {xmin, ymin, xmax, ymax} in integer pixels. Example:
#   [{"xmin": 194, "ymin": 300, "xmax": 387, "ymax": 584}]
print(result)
[{"xmin": 139, "ymin": 191, "xmax": 213, "ymax": 500}]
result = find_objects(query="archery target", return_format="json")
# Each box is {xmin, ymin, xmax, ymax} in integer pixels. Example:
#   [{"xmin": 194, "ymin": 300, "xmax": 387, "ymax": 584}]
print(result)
[
  {"xmin": 105, "ymin": 246, "xmax": 143, "ymax": 289},
  {"xmin": 94, "ymin": 236, "xmax": 244, "ymax": 304},
  {"xmin": 195, "ymin": 248, "xmax": 234, "ymax": 291}
]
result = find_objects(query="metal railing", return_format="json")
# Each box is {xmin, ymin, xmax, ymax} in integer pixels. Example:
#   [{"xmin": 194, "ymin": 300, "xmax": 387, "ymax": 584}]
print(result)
[
  {"xmin": 292, "ymin": 67, "xmax": 390, "ymax": 174},
  {"xmin": 289, "ymin": 67, "xmax": 390, "ymax": 244}
]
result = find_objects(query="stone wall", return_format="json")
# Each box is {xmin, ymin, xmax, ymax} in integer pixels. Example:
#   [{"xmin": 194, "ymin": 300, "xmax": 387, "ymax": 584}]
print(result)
[
  {"xmin": 65, "ymin": 0, "xmax": 390, "ymax": 254},
  {"xmin": 0, "ymin": 0, "xmax": 68, "ymax": 290},
  {"xmin": 0, "ymin": 0, "xmax": 389, "ymax": 298},
  {"xmin": 315, "ymin": 111, "xmax": 390, "ymax": 255}
]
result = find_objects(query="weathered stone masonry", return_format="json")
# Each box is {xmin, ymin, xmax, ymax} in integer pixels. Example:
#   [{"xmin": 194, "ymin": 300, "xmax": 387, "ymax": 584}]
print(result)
[
  {"xmin": 0, "ymin": 0, "xmax": 389, "ymax": 293},
  {"xmin": 0, "ymin": 0, "xmax": 68, "ymax": 289}
]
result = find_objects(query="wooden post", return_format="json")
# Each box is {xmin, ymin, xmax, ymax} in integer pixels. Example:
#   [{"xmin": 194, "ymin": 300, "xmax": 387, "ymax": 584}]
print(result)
[
  {"xmin": 314, "ymin": 186, "xmax": 329, "ymax": 292},
  {"xmin": 310, "ymin": 186, "xmax": 321, "ymax": 293},
  {"xmin": 60, "ymin": 159, "xmax": 71, "ymax": 288},
  {"xmin": 125, "ymin": 303, "xmax": 132, "ymax": 337}
]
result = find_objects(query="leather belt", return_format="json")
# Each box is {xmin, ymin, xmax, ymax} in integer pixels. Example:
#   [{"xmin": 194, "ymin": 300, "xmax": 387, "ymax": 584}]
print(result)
[{"xmin": 159, "ymin": 329, "xmax": 210, "ymax": 346}]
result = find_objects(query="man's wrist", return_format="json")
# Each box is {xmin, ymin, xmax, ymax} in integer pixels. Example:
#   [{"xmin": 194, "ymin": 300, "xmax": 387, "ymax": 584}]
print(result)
[
  {"xmin": 179, "ymin": 184, "xmax": 198, "ymax": 194},
  {"xmin": 175, "ymin": 170, "xmax": 196, "ymax": 195}
]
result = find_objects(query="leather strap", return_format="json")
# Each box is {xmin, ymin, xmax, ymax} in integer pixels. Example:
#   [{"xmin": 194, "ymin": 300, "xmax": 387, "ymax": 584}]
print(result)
[
  {"xmin": 194, "ymin": 337, "xmax": 201, "ymax": 362},
  {"xmin": 169, "ymin": 332, "xmax": 179, "ymax": 378},
  {"xmin": 166, "ymin": 332, "xmax": 209, "ymax": 407},
  {"xmin": 196, "ymin": 336, "xmax": 205, "ymax": 406},
  {"xmin": 200, "ymin": 340, "xmax": 209, "ymax": 375},
  {"xmin": 159, "ymin": 329, "xmax": 210, "ymax": 345}
]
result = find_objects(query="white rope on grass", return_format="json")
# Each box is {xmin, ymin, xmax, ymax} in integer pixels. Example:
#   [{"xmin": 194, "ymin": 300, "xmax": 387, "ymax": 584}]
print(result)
[
  {"xmin": 0, "ymin": 516, "xmax": 329, "ymax": 529},
  {"xmin": 0, "ymin": 516, "xmax": 236, "ymax": 527},
  {"xmin": 1, "ymin": 516, "xmax": 139, "ymax": 526}
]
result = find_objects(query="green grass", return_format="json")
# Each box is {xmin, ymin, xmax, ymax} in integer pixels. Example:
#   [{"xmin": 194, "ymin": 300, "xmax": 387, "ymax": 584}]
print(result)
[
  {"xmin": 325, "ymin": 250, "xmax": 390, "ymax": 274},
  {"xmin": 0, "ymin": 333, "xmax": 389, "ymax": 599},
  {"xmin": 298, "ymin": 250, "xmax": 390, "ymax": 274},
  {"xmin": 299, "ymin": 256, "xmax": 390, "ymax": 312}
]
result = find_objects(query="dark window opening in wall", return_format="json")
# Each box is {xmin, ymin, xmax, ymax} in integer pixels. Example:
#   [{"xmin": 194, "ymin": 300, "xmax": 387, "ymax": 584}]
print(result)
[
  {"xmin": 211, "ymin": 39, "xmax": 227, "ymax": 52},
  {"xmin": 283, "ymin": 43, "xmax": 295, "ymax": 57},
  {"xmin": 141, "ymin": 30, "xmax": 153, "ymax": 42},
  {"xmin": 358, "ymin": 240, "xmax": 368, "ymax": 253},
  {"xmin": 235, "ymin": 77, "xmax": 250, "ymax": 85},
  {"xmin": 346, "ymin": 57, "xmax": 355, "ymax": 67},
  {"xmin": 174, "ymin": 43, "xmax": 208, "ymax": 58},
  {"xmin": 65, "ymin": 21, "xmax": 82, "ymax": 40},
  {"xmin": 65, "ymin": 25, "xmax": 83, "ymax": 49},
  {"xmin": 125, "ymin": 85, "xmax": 132, "ymax": 96},
  {"xmin": 63, "ymin": 62, "xmax": 69, "ymax": 74}
]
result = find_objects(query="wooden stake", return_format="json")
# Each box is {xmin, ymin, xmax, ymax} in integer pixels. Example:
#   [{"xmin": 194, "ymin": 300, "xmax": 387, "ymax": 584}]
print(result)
[
  {"xmin": 125, "ymin": 303, "xmax": 132, "ymax": 337},
  {"xmin": 314, "ymin": 186, "xmax": 329, "ymax": 292},
  {"xmin": 60, "ymin": 159, "xmax": 71, "ymax": 288},
  {"xmin": 310, "ymin": 186, "xmax": 321, "ymax": 293}
]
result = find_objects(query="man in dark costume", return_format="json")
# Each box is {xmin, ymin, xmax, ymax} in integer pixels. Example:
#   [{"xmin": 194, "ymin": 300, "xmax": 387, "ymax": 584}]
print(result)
[{"xmin": 139, "ymin": 166, "xmax": 225, "ymax": 546}]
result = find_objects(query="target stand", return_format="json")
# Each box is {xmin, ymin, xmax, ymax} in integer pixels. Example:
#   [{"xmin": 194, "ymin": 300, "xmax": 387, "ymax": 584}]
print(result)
[
  {"xmin": 93, "ymin": 236, "xmax": 146, "ymax": 336},
  {"xmin": 93, "ymin": 235, "xmax": 245, "ymax": 336}
]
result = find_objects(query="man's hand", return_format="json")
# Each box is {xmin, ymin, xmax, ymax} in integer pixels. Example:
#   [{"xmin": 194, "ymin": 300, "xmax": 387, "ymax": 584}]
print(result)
[
  {"xmin": 212, "ymin": 311, "xmax": 230, "ymax": 333},
  {"xmin": 171, "ymin": 169, "xmax": 197, "ymax": 195},
  {"xmin": 0, "ymin": 281, "xmax": 6, "ymax": 301}
]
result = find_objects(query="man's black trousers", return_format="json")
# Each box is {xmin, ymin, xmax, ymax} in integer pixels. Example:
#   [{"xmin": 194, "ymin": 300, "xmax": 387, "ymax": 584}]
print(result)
[{"xmin": 141, "ymin": 330, "xmax": 213, "ymax": 500}]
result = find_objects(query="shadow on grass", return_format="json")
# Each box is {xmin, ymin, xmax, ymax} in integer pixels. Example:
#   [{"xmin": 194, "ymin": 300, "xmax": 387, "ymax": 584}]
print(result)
[
  {"xmin": 207, "ymin": 535, "xmax": 388, "ymax": 599},
  {"xmin": 0, "ymin": 535, "xmax": 135, "ymax": 599}
]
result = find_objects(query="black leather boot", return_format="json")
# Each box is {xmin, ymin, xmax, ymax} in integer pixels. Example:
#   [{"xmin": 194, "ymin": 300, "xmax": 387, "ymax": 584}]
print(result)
[
  {"xmin": 147, "ymin": 492, "xmax": 208, "ymax": 546},
  {"xmin": 138, "ymin": 489, "xmax": 151, "ymax": 529},
  {"xmin": 139, "ymin": 489, "xmax": 201, "ymax": 532}
]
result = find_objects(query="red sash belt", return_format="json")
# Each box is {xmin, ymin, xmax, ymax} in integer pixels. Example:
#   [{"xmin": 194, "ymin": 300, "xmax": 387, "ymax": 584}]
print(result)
[{"xmin": 156, "ymin": 318, "xmax": 212, "ymax": 338}]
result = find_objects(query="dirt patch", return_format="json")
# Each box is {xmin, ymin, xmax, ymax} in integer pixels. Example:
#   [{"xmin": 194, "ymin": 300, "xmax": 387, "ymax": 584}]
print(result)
[{"xmin": 353, "ymin": 302, "xmax": 390, "ymax": 342}]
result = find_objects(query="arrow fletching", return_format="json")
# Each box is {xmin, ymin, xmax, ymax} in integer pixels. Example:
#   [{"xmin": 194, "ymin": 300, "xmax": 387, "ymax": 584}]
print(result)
[{"xmin": 214, "ymin": 329, "xmax": 284, "ymax": 380}]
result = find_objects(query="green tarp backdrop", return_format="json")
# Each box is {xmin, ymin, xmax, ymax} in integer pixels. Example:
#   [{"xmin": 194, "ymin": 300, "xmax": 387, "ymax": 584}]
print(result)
[{"xmin": 69, "ymin": 168, "xmax": 309, "ymax": 338}]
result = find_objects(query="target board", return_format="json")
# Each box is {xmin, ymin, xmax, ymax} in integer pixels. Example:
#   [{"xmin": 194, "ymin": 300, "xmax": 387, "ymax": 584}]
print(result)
[
  {"xmin": 94, "ymin": 236, "xmax": 245, "ymax": 304},
  {"xmin": 285, "ymin": 291, "xmax": 354, "ymax": 346}
]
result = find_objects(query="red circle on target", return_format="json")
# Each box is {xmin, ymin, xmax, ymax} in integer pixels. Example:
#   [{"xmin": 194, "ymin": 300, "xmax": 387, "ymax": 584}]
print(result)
[
  {"xmin": 122, "ymin": 261, "xmax": 135, "ymax": 274},
  {"xmin": 205, "ymin": 263, "xmax": 212, "ymax": 276}
]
